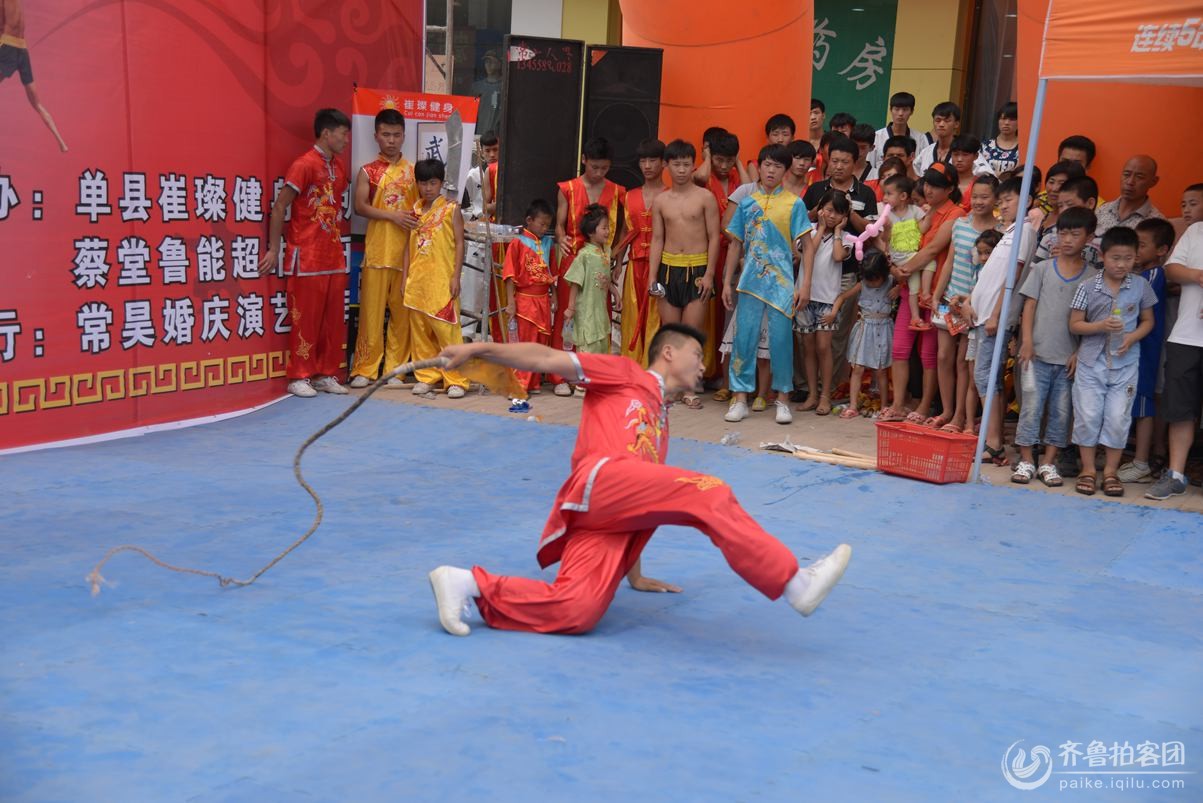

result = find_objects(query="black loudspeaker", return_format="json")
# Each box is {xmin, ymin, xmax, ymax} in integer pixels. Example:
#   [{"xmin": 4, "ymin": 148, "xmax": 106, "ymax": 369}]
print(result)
[
  {"xmin": 496, "ymin": 36, "xmax": 585, "ymax": 227},
  {"xmin": 583, "ymin": 46, "xmax": 663, "ymax": 190}
]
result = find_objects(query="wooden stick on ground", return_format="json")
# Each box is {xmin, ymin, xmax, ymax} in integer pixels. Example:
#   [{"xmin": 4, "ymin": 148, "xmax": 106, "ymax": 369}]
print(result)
[
  {"xmin": 791, "ymin": 450, "xmax": 877, "ymax": 470},
  {"xmin": 831, "ymin": 447, "xmax": 875, "ymax": 461}
]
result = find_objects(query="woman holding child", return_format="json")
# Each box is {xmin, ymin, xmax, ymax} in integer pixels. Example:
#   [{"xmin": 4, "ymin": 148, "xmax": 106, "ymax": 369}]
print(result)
[{"xmin": 882, "ymin": 162, "xmax": 967, "ymax": 425}]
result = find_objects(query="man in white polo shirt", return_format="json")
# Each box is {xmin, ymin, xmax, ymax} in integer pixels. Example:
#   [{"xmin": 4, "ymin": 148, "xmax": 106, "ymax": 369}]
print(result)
[
  {"xmin": 870, "ymin": 91, "xmax": 926, "ymax": 169},
  {"xmin": 1146, "ymin": 221, "xmax": 1203, "ymax": 500}
]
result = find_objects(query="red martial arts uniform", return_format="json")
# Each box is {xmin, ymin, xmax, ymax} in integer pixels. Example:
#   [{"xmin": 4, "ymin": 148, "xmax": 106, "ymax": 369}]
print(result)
[
  {"xmin": 471, "ymin": 353, "xmax": 800, "ymax": 634},
  {"xmin": 282, "ymin": 146, "xmax": 349, "ymax": 380},
  {"xmin": 501, "ymin": 228, "xmax": 556, "ymax": 391},
  {"xmin": 619, "ymin": 185, "xmax": 660, "ymax": 364}
]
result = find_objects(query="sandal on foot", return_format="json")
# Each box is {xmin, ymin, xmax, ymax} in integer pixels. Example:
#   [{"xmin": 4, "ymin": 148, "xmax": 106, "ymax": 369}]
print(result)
[
  {"xmin": 905, "ymin": 411, "xmax": 927, "ymax": 424},
  {"xmin": 1102, "ymin": 475, "xmax": 1124, "ymax": 497},
  {"xmin": 939, "ymin": 422, "xmax": 963, "ymax": 434},
  {"xmin": 681, "ymin": 394, "xmax": 704, "ymax": 410},
  {"xmin": 839, "ymin": 406, "xmax": 860, "ymax": 420},
  {"xmin": 879, "ymin": 407, "xmax": 907, "ymax": 422},
  {"xmin": 983, "ymin": 445, "xmax": 1008, "ymax": 466},
  {"xmin": 1075, "ymin": 474, "xmax": 1097, "ymax": 495},
  {"xmin": 1037, "ymin": 463, "xmax": 1063, "ymax": 487},
  {"xmin": 712, "ymin": 388, "xmax": 732, "ymax": 402},
  {"xmin": 1011, "ymin": 460, "xmax": 1035, "ymax": 484},
  {"xmin": 815, "ymin": 399, "xmax": 832, "ymax": 416},
  {"xmin": 923, "ymin": 415, "xmax": 951, "ymax": 429}
]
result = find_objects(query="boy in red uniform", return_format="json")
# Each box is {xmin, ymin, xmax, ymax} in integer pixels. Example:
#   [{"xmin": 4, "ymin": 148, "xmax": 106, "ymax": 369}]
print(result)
[
  {"xmin": 696, "ymin": 132, "xmax": 743, "ymax": 380},
  {"xmin": 258, "ymin": 108, "xmax": 352, "ymax": 398},
  {"xmin": 428, "ymin": 324, "xmax": 853, "ymax": 636},
  {"xmin": 501, "ymin": 199, "xmax": 557, "ymax": 395},
  {"xmin": 615, "ymin": 139, "xmax": 666, "ymax": 365},
  {"xmin": 552, "ymin": 137, "xmax": 626, "ymax": 394}
]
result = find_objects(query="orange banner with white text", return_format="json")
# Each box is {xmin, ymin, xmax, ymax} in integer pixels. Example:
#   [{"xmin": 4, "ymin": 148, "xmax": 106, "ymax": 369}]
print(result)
[{"xmin": 1040, "ymin": 0, "xmax": 1203, "ymax": 83}]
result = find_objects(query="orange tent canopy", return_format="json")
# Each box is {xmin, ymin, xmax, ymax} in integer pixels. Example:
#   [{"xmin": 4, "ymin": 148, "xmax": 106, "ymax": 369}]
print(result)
[{"xmin": 1039, "ymin": 0, "xmax": 1203, "ymax": 84}]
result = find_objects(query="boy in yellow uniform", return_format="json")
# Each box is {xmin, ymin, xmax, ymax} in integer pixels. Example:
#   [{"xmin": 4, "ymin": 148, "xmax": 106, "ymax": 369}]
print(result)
[
  {"xmin": 349, "ymin": 108, "xmax": 419, "ymax": 387},
  {"xmin": 404, "ymin": 159, "xmax": 470, "ymax": 397}
]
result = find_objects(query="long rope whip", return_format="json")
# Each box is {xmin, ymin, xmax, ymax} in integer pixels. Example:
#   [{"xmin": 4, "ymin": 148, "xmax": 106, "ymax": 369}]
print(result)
[{"xmin": 86, "ymin": 358, "xmax": 449, "ymax": 596}]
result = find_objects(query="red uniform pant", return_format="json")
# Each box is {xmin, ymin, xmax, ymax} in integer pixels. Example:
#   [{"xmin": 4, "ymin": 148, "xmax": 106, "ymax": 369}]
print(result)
[
  {"xmin": 514, "ymin": 316, "xmax": 550, "ymax": 391},
  {"xmin": 287, "ymin": 272, "xmax": 348, "ymax": 380},
  {"xmin": 472, "ymin": 461, "xmax": 800, "ymax": 634}
]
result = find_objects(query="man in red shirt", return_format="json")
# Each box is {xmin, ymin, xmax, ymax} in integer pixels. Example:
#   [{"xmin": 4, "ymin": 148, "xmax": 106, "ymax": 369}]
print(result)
[
  {"xmin": 428, "ymin": 324, "xmax": 852, "ymax": 636},
  {"xmin": 258, "ymin": 108, "xmax": 352, "ymax": 398}
]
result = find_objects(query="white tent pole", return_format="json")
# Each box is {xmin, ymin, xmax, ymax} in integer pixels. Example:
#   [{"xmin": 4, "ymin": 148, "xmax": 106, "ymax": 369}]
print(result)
[{"xmin": 971, "ymin": 77, "xmax": 1049, "ymax": 483}]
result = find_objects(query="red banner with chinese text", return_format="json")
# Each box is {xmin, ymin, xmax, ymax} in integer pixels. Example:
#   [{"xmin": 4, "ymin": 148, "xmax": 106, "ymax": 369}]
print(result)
[{"xmin": 0, "ymin": 0, "xmax": 423, "ymax": 450}]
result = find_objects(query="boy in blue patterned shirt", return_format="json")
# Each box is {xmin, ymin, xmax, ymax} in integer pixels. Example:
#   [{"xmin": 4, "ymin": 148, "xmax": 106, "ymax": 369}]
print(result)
[{"xmin": 1068, "ymin": 226, "xmax": 1158, "ymax": 496}]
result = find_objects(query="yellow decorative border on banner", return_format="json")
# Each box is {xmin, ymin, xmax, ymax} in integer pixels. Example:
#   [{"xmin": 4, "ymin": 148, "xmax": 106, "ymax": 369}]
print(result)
[{"xmin": 0, "ymin": 351, "xmax": 289, "ymax": 415}]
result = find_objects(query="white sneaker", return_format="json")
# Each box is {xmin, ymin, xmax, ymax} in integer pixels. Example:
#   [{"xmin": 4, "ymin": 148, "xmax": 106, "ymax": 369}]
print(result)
[
  {"xmin": 786, "ymin": 544, "xmax": 852, "ymax": 617},
  {"xmin": 348, "ymin": 375, "xmax": 371, "ymax": 389},
  {"xmin": 287, "ymin": 379, "xmax": 316, "ymax": 398},
  {"xmin": 412, "ymin": 382, "xmax": 433, "ymax": 395},
  {"xmin": 724, "ymin": 400, "xmax": 749, "ymax": 422},
  {"xmin": 312, "ymin": 376, "xmax": 348, "ymax": 395},
  {"xmin": 446, "ymin": 385, "xmax": 466, "ymax": 399},
  {"xmin": 428, "ymin": 566, "xmax": 478, "ymax": 636},
  {"xmin": 1116, "ymin": 461, "xmax": 1153, "ymax": 483},
  {"xmin": 553, "ymin": 382, "xmax": 573, "ymax": 396},
  {"xmin": 774, "ymin": 400, "xmax": 793, "ymax": 424}
]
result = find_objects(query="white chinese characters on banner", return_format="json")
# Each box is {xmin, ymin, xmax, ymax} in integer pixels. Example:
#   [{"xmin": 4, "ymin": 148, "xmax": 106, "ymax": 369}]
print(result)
[
  {"xmin": 838, "ymin": 36, "xmax": 887, "ymax": 90},
  {"xmin": 1131, "ymin": 18, "xmax": 1203, "ymax": 53},
  {"xmin": 56, "ymin": 168, "xmax": 287, "ymax": 358},
  {"xmin": 813, "ymin": 18, "xmax": 837, "ymax": 71},
  {"xmin": 813, "ymin": 22, "xmax": 888, "ymax": 92}
]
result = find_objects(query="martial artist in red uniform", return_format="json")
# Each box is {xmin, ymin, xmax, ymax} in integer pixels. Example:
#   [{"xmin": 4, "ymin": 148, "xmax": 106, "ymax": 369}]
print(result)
[
  {"xmin": 258, "ymin": 108, "xmax": 352, "ymax": 398},
  {"xmin": 428, "ymin": 324, "xmax": 852, "ymax": 636}
]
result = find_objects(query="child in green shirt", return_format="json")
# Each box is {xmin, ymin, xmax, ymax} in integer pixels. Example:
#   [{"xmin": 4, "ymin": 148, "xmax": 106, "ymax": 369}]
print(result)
[{"xmin": 564, "ymin": 203, "xmax": 621, "ymax": 355}]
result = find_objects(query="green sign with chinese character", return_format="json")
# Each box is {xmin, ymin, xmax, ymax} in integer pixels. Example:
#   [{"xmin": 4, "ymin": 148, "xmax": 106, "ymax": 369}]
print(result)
[{"xmin": 812, "ymin": 0, "xmax": 899, "ymax": 130}]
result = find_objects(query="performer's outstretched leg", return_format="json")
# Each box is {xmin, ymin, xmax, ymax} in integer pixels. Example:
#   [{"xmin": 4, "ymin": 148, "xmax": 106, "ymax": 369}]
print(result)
[
  {"xmin": 430, "ymin": 530, "xmax": 651, "ymax": 636},
  {"xmin": 566, "ymin": 460, "xmax": 802, "ymax": 599},
  {"xmin": 430, "ymin": 461, "xmax": 851, "ymax": 636}
]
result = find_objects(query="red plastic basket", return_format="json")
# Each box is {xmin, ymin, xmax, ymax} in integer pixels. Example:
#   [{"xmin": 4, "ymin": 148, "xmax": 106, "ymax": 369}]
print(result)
[{"xmin": 875, "ymin": 421, "xmax": 979, "ymax": 484}]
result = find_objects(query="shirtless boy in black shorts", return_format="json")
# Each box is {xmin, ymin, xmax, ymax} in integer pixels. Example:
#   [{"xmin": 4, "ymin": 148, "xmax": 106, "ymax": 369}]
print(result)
[{"xmin": 648, "ymin": 139, "xmax": 720, "ymax": 408}]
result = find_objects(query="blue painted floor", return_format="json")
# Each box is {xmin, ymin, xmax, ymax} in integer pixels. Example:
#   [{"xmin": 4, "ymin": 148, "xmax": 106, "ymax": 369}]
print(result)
[{"xmin": 1, "ymin": 397, "xmax": 1200, "ymax": 802}]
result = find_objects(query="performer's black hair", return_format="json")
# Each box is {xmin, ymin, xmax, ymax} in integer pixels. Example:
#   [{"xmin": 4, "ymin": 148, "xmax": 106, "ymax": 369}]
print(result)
[{"xmin": 648, "ymin": 323, "xmax": 706, "ymax": 362}]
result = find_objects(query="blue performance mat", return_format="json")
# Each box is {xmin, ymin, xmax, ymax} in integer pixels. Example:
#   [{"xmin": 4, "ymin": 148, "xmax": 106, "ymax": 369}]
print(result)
[{"xmin": 1, "ymin": 397, "xmax": 1200, "ymax": 801}]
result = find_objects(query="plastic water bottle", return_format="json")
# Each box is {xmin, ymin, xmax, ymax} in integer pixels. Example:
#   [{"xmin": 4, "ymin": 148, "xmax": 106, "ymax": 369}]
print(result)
[
  {"xmin": 1108, "ymin": 307, "xmax": 1124, "ymax": 357},
  {"xmin": 1020, "ymin": 360, "xmax": 1037, "ymax": 394},
  {"xmin": 507, "ymin": 313, "xmax": 518, "ymax": 341},
  {"xmin": 561, "ymin": 319, "xmax": 575, "ymax": 350}
]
